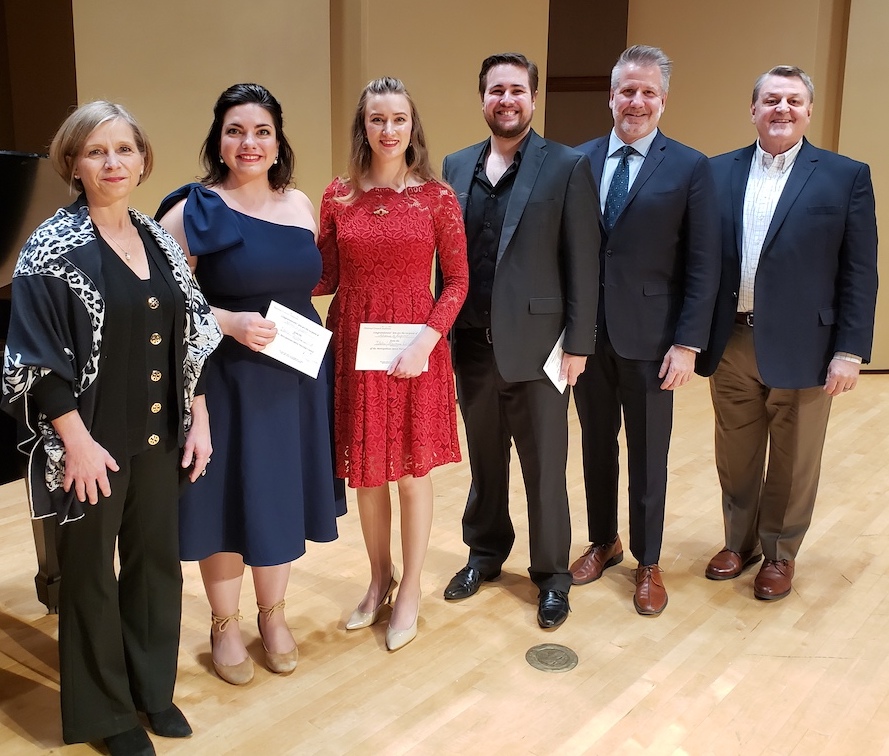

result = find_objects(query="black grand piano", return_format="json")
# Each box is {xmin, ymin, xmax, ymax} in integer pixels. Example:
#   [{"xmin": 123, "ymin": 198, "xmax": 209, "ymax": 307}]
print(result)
[{"xmin": 1, "ymin": 150, "xmax": 74, "ymax": 613}]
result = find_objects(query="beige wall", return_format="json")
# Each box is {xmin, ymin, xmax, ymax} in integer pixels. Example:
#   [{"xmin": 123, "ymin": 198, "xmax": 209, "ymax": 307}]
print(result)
[
  {"xmin": 330, "ymin": 0, "xmax": 550, "ymax": 181},
  {"xmin": 841, "ymin": 0, "xmax": 888, "ymax": 366},
  {"xmin": 627, "ymin": 0, "xmax": 847, "ymax": 157},
  {"xmin": 71, "ymin": 0, "xmax": 333, "ymax": 216}
]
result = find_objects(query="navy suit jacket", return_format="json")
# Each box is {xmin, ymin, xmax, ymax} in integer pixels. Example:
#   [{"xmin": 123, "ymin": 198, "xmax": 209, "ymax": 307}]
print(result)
[
  {"xmin": 443, "ymin": 129, "xmax": 600, "ymax": 382},
  {"xmin": 577, "ymin": 131, "xmax": 721, "ymax": 361},
  {"xmin": 696, "ymin": 138, "xmax": 878, "ymax": 388}
]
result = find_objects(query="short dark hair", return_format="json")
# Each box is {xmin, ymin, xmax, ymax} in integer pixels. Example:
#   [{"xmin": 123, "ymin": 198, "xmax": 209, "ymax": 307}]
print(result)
[
  {"xmin": 611, "ymin": 45, "xmax": 672, "ymax": 94},
  {"xmin": 199, "ymin": 83, "xmax": 295, "ymax": 191},
  {"xmin": 752, "ymin": 65, "xmax": 815, "ymax": 104},
  {"xmin": 478, "ymin": 52, "xmax": 539, "ymax": 96}
]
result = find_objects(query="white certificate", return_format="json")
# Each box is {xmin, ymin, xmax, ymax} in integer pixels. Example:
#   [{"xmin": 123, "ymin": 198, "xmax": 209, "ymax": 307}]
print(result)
[
  {"xmin": 543, "ymin": 328, "xmax": 568, "ymax": 394},
  {"xmin": 355, "ymin": 323, "xmax": 429, "ymax": 372},
  {"xmin": 261, "ymin": 300, "xmax": 332, "ymax": 379}
]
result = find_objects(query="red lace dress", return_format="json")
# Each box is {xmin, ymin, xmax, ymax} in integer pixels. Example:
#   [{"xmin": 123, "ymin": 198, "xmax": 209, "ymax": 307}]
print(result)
[{"xmin": 315, "ymin": 179, "xmax": 469, "ymax": 488}]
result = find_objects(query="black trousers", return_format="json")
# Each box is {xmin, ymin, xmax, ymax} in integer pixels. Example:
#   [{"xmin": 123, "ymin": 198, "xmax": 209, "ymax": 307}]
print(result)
[
  {"xmin": 454, "ymin": 330, "xmax": 572, "ymax": 593},
  {"xmin": 572, "ymin": 324, "xmax": 673, "ymax": 566},
  {"xmin": 55, "ymin": 439, "xmax": 181, "ymax": 744}
]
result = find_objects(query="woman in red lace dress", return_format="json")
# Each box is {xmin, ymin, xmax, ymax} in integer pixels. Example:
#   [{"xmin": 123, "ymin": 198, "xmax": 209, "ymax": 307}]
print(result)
[{"xmin": 315, "ymin": 77, "xmax": 467, "ymax": 651}]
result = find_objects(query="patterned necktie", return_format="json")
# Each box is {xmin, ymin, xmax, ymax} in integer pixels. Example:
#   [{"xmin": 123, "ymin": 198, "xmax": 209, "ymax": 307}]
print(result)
[{"xmin": 604, "ymin": 145, "xmax": 635, "ymax": 231}]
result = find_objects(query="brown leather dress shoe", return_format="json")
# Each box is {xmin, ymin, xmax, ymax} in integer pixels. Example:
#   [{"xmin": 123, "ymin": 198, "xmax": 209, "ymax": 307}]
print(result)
[
  {"xmin": 570, "ymin": 536, "xmax": 623, "ymax": 585},
  {"xmin": 634, "ymin": 564, "xmax": 667, "ymax": 616},
  {"xmin": 753, "ymin": 559, "xmax": 795, "ymax": 600},
  {"xmin": 705, "ymin": 548, "xmax": 762, "ymax": 580}
]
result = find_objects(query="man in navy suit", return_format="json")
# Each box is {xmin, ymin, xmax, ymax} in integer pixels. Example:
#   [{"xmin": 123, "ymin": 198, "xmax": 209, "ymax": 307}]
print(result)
[
  {"xmin": 571, "ymin": 45, "xmax": 720, "ymax": 615},
  {"xmin": 698, "ymin": 65, "xmax": 878, "ymax": 600},
  {"xmin": 441, "ymin": 53, "xmax": 599, "ymax": 629}
]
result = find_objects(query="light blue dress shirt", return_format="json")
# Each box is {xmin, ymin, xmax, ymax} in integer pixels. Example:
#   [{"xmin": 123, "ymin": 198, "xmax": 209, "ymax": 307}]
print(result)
[{"xmin": 599, "ymin": 128, "xmax": 660, "ymax": 215}]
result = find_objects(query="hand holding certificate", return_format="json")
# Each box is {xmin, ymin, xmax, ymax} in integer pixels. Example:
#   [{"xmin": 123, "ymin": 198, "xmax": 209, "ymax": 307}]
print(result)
[
  {"xmin": 543, "ymin": 328, "xmax": 568, "ymax": 394},
  {"xmin": 355, "ymin": 323, "xmax": 430, "ymax": 373},
  {"xmin": 261, "ymin": 300, "xmax": 333, "ymax": 379}
]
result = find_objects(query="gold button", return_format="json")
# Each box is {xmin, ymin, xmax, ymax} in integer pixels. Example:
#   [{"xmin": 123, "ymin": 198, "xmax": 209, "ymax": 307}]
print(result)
[
  {"xmin": 148, "ymin": 434, "xmax": 160, "ymax": 446},
  {"xmin": 151, "ymin": 402, "xmax": 162, "ymax": 413},
  {"xmin": 151, "ymin": 370, "xmax": 162, "ymax": 382},
  {"xmin": 150, "ymin": 332, "xmax": 162, "ymax": 345},
  {"xmin": 148, "ymin": 296, "xmax": 160, "ymax": 309}
]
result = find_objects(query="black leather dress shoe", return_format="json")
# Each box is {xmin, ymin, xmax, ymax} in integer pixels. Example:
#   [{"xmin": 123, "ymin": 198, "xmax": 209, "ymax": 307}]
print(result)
[
  {"xmin": 146, "ymin": 704, "xmax": 192, "ymax": 738},
  {"xmin": 537, "ymin": 590, "xmax": 570, "ymax": 629},
  {"xmin": 443, "ymin": 566, "xmax": 500, "ymax": 600}
]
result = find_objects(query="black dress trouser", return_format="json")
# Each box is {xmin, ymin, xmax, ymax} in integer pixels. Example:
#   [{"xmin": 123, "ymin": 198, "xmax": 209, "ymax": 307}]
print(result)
[
  {"xmin": 454, "ymin": 329, "xmax": 573, "ymax": 593},
  {"xmin": 55, "ymin": 439, "xmax": 181, "ymax": 744}
]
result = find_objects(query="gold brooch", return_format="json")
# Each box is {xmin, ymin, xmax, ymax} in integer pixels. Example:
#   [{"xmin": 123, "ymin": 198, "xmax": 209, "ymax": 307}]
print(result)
[{"xmin": 373, "ymin": 207, "xmax": 388, "ymax": 216}]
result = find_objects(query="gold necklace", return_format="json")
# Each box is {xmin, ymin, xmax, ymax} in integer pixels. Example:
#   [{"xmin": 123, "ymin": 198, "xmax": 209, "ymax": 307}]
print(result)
[{"xmin": 99, "ymin": 226, "xmax": 137, "ymax": 261}]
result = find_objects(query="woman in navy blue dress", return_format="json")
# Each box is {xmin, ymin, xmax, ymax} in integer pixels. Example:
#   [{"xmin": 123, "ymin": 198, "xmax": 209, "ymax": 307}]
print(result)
[{"xmin": 157, "ymin": 83, "xmax": 344, "ymax": 685}]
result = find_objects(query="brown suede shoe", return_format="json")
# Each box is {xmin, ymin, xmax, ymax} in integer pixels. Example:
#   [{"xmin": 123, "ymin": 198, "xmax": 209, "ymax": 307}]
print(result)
[
  {"xmin": 705, "ymin": 548, "xmax": 762, "ymax": 580},
  {"xmin": 634, "ymin": 564, "xmax": 667, "ymax": 616},
  {"xmin": 570, "ymin": 536, "xmax": 623, "ymax": 585},
  {"xmin": 753, "ymin": 559, "xmax": 795, "ymax": 600}
]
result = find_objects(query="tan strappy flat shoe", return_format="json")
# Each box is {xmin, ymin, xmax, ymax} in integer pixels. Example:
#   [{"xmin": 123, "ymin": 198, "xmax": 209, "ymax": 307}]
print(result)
[
  {"xmin": 257, "ymin": 599, "xmax": 298, "ymax": 674},
  {"xmin": 210, "ymin": 611, "xmax": 254, "ymax": 685}
]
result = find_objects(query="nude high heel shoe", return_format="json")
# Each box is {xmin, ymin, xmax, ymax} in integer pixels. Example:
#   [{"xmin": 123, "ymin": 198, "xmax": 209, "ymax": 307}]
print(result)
[
  {"xmin": 257, "ymin": 599, "xmax": 298, "ymax": 674},
  {"xmin": 210, "ymin": 612, "xmax": 254, "ymax": 685},
  {"xmin": 385, "ymin": 594, "xmax": 420, "ymax": 652},
  {"xmin": 345, "ymin": 569, "xmax": 399, "ymax": 630}
]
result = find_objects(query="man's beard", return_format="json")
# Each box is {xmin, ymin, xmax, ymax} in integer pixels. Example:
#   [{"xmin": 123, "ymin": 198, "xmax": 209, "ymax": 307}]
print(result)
[{"xmin": 485, "ymin": 112, "xmax": 532, "ymax": 139}]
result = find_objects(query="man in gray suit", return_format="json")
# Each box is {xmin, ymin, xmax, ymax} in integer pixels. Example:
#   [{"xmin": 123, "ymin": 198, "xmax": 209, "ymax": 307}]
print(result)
[
  {"xmin": 571, "ymin": 45, "xmax": 720, "ymax": 616},
  {"xmin": 441, "ymin": 52, "xmax": 599, "ymax": 629},
  {"xmin": 699, "ymin": 65, "xmax": 878, "ymax": 600}
]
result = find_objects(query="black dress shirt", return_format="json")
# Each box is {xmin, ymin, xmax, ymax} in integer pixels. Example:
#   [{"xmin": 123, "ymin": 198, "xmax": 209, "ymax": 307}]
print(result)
[{"xmin": 455, "ymin": 135, "xmax": 529, "ymax": 329}]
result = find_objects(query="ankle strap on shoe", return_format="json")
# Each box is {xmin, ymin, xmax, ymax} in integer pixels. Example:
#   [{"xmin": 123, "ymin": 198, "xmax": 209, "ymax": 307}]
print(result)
[
  {"xmin": 257, "ymin": 599, "xmax": 286, "ymax": 618},
  {"xmin": 211, "ymin": 611, "xmax": 243, "ymax": 632}
]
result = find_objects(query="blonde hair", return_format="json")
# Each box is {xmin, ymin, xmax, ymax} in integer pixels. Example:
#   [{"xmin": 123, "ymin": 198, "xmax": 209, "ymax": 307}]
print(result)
[
  {"xmin": 338, "ymin": 77, "xmax": 436, "ymax": 202},
  {"xmin": 49, "ymin": 100, "xmax": 153, "ymax": 193}
]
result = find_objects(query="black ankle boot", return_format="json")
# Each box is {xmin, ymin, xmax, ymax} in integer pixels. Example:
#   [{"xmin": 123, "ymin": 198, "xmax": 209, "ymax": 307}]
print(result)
[
  {"xmin": 104, "ymin": 725, "xmax": 155, "ymax": 756},
  {"xmin": 146, "ymin": 703, "xmax": 192, "ymax": 738}
]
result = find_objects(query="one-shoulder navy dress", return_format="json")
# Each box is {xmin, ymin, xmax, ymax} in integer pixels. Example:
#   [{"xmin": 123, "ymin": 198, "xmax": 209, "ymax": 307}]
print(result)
[{"xmin": 157, "ymin": 184, "xmax": 345, "ymax": 566}]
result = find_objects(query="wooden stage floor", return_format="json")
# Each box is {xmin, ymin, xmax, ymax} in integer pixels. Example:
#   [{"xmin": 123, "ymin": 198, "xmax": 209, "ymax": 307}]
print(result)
[{"xmin": 2, "ymin": 377, "xmax": 889, "ymax": 755}]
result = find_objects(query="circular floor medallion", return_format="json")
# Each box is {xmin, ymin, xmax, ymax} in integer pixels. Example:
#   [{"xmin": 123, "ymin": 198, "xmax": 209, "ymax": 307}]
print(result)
[{"xmin": 525, "ymin": 643, "xmax": 578, "ymax": 672}]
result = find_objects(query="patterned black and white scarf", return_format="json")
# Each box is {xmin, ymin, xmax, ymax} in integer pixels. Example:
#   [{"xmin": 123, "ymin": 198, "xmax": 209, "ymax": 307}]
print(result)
[{"xmin": 2, "ymin": 198, "xmax": 221, "ymax": 522}]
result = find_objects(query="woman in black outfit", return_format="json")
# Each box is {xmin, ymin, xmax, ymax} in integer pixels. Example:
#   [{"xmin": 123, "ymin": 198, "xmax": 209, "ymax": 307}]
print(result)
[{"xmin": 1, "ymin": 102, "xmax": 220, "ymax": 756}]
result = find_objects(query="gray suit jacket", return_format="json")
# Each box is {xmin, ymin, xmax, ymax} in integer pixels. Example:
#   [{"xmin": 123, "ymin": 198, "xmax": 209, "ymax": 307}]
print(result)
[{"xmin": 442, "ymin": 130, "xmax": 600, "ymax": 382}]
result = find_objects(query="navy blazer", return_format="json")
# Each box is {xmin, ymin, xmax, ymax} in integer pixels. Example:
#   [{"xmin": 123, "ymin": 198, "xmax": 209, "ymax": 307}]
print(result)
[
  {"xmin": 697, "ymin": 138, "xmax": 878, "ymax": 388},
  {"xmin": 443, "ymin": 129, "xmax": 600, "ymax": 383},
  {"xmin": 577, "ymin": 131, "xmax": 721, "ymax": 361}
]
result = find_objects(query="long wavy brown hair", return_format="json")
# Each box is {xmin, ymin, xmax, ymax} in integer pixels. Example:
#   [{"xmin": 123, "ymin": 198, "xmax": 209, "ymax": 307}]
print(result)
[{"xmin": 337, "ymin": 77, "xmax": 437, "ymax": 203}]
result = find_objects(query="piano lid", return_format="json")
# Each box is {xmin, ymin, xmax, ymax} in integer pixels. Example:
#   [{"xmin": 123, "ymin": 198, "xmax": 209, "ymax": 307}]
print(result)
[{"xmin": 0, "ymin": 151, "xmax": 74, "ymax": 287}]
